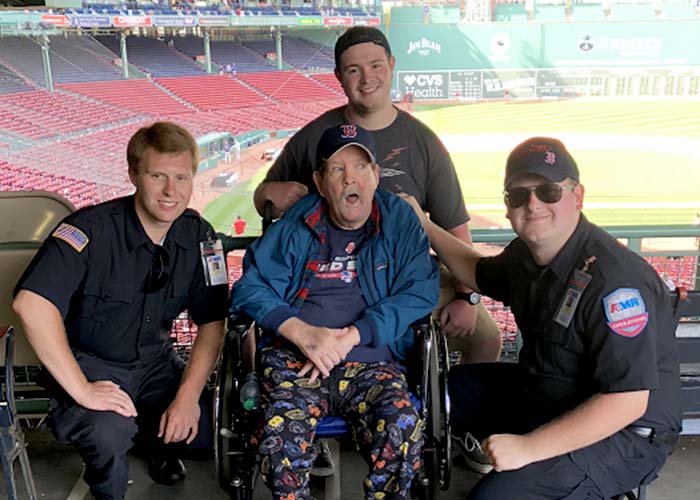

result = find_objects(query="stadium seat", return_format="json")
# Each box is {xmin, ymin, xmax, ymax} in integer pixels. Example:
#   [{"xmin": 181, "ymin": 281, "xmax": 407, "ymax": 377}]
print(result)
[{"xmin": 0, "ymin": 191, "xmax": 75, "ymax": 422}]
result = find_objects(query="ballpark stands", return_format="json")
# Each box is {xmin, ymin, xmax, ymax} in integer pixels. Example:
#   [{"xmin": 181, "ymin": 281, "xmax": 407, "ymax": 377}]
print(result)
[
  {"xmin": 95, "ymin": 36, "xmax": 206, "ymax": 77},
  {"xmin": 174, "ymin": 36, "xmax": 277, "ymax": 73},
  {"xmin": 309, "ymin": 73, "xmax": 345, "ymax": 96},
  {"xmin": 0, "ymin": 64, "xmax": 33, "ymax": 95},
  {"xmin": 59, "ymin": 80, "xmax": 193, "ymax": 114},
  {"xmin": 0, "ymin": 35, "xmax": 124, "ymax": 85},
  {"xmin": 0, "ymin": 90, "xmax": 137, "ymax": 140},
  {"xmin": 237, "ymin": 71, "xmax": 339, "ymax": 103},
  {"xmin": 157, "ymin": 75, "xmax": 268, "ymax": 111}
]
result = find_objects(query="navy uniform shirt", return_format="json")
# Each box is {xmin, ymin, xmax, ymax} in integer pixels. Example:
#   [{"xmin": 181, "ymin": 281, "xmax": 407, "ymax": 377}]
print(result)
[
  {"xmin": 476, "ymin": 215, "xmax": 681, "ymax": 434},
  {"xmin": 15, "ymin": 196, "xmax": 229, "ymax": 365}
]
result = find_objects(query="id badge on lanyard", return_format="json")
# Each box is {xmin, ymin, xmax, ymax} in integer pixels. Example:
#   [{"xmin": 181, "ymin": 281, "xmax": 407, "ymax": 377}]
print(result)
[
  {"xmin": 200, "ymin": 238, "xmax": 228, "ymax": 286},
  {"xmin": 554, "ymin": 256, "xmax": 596, "ymax": 328}
]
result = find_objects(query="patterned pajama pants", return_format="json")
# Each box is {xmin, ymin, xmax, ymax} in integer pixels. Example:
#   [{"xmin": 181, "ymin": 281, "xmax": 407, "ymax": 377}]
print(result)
[{"xmin": 256, "ymin": 345, "xmax": 424, "ymax": 500}]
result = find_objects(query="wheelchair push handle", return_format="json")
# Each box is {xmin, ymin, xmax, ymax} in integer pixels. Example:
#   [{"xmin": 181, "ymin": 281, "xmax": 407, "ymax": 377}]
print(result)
[{"xmin": 240, "ymin": 372, "xmax": 261, "ymax": 411}]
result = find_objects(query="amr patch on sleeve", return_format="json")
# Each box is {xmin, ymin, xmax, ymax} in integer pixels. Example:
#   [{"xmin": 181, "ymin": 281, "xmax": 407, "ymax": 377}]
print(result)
[
  {"xmin": 52, "ymin": 223, "xmax": 89, "ymax": 253},
  {"xmin": 603, "ymin": 287, "xmax": 649, "ymax": 337}
]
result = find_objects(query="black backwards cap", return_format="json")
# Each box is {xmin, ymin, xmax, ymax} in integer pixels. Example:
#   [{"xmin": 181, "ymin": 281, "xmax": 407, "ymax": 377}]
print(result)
[
  {"xmin": 334, "ymin": 26, "xmax": 391, "ymax": 69},
  {"xmin": 315, "ymin": 124, "xmax": 376, "ymax": 171},
  {"xmin": 504, "ymin": 137, "xmax": 580, "ymax": 187}
]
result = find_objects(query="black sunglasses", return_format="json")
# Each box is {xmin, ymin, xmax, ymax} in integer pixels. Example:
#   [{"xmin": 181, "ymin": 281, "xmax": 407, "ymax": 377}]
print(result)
[
  {"xmin": 503, "ymin": 182, "xmax": 574, "ymax": 209},
  {"xmin": 145, "ymin": 245, "xmax": 170, "ymax": 294}
]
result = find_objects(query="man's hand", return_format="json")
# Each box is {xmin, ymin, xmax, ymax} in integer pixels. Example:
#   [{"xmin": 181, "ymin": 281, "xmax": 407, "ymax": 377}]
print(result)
[
  {"xmin": 256, "ymin": 181, "xmax": 308, "ymax": 217},
  {"xmin": 440, "ymin": 299, "xmax": 478, "ymax": 337},
  {"xmin": 75, "ymin": 380, "xmax": 138, "ymax": 418},
  {"xmin": 279, "ymin": 318, "xmax": 359, "ymax": 379},
  {"xmin": 482, "ymin": 434, "xmax": 534, "ymax": 472},
  {"xmin": 158, "ymin": 396, "xmax": 201, "ymax": 444},
  {"xmin": 298, "ymin": 326, "xmax": 360, "ymax": 382},
  {"xmin": 398, "ymin": 193, "xmax": 428, "ymax": 225}
]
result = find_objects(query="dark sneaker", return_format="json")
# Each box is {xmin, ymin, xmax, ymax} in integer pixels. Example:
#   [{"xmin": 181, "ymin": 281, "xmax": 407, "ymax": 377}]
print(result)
[
  {"xmin": 309, "ymin": 439, "xmax": 336, "ymax": 477},
  {"xmin": 453, "ymin": 432, "xmax": 493, "ymax": 474},
  {"xmin": 147, "ymin": 456, "xmax": 186, "ymax": 485}
]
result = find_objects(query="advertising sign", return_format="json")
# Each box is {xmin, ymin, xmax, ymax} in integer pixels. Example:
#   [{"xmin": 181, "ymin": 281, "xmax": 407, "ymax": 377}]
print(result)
[
  {"xmin": 41, "ymin": 14, "xmax": 70, "ymax": 27},
  {"xmin": 323, "ymin": 17, "xmax": 352, "ymax": 26},
  {"xmin": 197, "ymin": 15, "xmax": 230, "ymax": 27},
  {"xmin": 398, "ymin": 71, "xmax": 450, "ymax": 100},
  {"xmin": 152, "ymin": 15, "xmax": 196, "ymax": 27},
  {"xmin": 297, "ymin": 17, "xmax": 322, "ymax": 26},
  {"xmin": 351, "ymin": 17, "xmax": 381, "ymax": 26},
  {"xmin": 113, "ymin": 16, "xmax": 152, "ymax": 27},
  {"xmin": 70, "ymin": 15, "xmax": 111, "ymax": 28},
  {"xmin": 482, "ymin": 70, "xmax": 537, "ymax": 99}
]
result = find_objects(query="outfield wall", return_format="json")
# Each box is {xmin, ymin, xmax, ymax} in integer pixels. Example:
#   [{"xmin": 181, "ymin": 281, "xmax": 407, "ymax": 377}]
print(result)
[{"xmin": 388, "ymin": 20, "xmax": 700, "ymax": 100}]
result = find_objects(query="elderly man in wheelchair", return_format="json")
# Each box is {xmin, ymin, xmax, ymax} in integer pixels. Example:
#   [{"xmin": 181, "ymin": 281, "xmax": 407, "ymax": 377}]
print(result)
[{"xmin": 227, "ymin": 124, "xmax": 440, "ymax": 500}]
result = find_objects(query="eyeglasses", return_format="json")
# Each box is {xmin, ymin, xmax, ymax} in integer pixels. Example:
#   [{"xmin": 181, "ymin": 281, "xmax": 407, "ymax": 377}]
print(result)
[
  {"xmin": 145, "ymin": 245, "xmax": 170, "ymax": 293},
  {"xmin": 503, "ymin": 182, "xmax": 575, "ymax": 209}
]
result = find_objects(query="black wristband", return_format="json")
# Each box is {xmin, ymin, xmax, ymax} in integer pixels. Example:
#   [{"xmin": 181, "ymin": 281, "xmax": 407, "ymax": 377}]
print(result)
[{"xmin": 454, "ymin": 291, "xmax": 481, "ymax": 305}]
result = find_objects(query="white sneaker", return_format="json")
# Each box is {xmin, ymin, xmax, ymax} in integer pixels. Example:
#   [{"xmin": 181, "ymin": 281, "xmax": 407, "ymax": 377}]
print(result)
[
  {"xmin": 453, "ymin": 432, "xmax": 494, "ymax": 474},
  {"xmin": 309, "ymin": 439, "xmax": 336, "ymax": 477}
]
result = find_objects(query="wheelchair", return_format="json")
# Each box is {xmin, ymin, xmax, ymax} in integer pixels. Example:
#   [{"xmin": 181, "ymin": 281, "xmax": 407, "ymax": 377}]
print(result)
[{"xmin": 214, "ymin": 311, "xmax": 452, "ymax": 500}]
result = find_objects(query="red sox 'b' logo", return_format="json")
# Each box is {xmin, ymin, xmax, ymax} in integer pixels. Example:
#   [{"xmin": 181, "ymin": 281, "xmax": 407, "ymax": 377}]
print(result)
[{"xmin": 340, "ymin": 124, "xmax": 357, "ymax": 139}]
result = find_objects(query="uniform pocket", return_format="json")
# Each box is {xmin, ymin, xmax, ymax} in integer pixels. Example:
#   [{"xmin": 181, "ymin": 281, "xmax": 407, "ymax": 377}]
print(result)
[
  {"xmin": 81, "ymin": 279, "xmax": 133, "ymax": 319},
  {"xmin": 163, "ymin": 276, "xmax": 189, "ymax": 324}
]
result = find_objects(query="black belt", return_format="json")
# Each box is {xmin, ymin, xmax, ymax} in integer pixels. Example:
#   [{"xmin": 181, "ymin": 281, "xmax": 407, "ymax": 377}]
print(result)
[{"xmin": 627, "ymin": 425, "xmax": 678, "ymax": 448}]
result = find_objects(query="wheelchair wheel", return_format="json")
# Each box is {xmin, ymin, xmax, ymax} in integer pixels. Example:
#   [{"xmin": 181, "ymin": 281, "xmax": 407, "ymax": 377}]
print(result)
[
  {"xmin": 214, "ymin": 329, "xmax": 256, "ymax": 500},
  {"xmin": 425, "ymin": 320, "xmax": 451, "ymax": 493},
  {"xmin": 412, "ymin": 319, "xmax": 451, "ymax": 500}
]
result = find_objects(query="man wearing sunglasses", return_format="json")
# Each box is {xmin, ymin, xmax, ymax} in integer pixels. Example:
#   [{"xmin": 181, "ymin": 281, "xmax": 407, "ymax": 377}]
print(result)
[
  {"xmin": 402, "ymin": 137, "xmax": 680, "ymax": 499},
  {"xmin": 12, "ymin": 122, "xmax": 229, "ymax": 500}
]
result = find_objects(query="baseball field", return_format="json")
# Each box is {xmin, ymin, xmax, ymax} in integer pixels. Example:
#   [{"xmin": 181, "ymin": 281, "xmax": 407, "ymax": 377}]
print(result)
[{"xmin": 204, "ymin": 98, "xmax": 700, "ymax": 233}]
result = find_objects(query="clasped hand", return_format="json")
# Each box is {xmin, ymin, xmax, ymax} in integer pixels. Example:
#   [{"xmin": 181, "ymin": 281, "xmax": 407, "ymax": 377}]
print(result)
[{"xmin": 280, "ymin": 319, "xmax": 360, "ymax": 383}]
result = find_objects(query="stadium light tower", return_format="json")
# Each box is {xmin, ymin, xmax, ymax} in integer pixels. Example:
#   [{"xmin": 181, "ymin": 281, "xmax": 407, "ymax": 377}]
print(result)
[{"xmin": 462, "ymin": 0, "xmax": 491, "ymax": 23}]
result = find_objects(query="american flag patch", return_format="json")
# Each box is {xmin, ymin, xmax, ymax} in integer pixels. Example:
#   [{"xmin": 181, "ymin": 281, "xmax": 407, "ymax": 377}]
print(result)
[{"xmin": 52, "ymin": 223, "xmax": 89, "ymax": 253}]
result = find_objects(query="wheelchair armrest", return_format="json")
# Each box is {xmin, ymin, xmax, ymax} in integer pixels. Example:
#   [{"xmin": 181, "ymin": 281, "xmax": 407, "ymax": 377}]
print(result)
[
  {"xmin": 411, "ymin": 315, "xmax": 432, "ymax": 333},
  {"xmin": 217, "ymin": 233, "xmax": 258, "ymax": 254},
  {"xmin": 227, "ymin": 311, "xmax": 254, "ymax": 336}
]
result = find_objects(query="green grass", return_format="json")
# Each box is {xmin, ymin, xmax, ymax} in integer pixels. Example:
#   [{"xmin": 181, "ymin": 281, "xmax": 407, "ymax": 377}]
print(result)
[
  {"xmin": 203, "ymin": 170, "xmax": 268, "ymax": 235},
  {"xmin": 204, "ymin": 99, "xmax": 700, "ymax": 230},
  {"xmin": 414, "ymin": 101, "xmax": 700, "ymax": 227}
]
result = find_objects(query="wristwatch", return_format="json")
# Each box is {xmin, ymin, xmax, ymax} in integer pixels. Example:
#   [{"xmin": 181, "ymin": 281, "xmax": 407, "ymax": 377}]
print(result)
[{"xmin": 454, "ymin": 291, "xmax": 481, "ymax": 305}]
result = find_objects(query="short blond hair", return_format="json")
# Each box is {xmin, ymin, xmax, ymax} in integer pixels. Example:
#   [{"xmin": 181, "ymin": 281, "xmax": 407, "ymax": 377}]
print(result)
[{"xmin": 127, "ymin": 121, "xmax": 198, "ymax": 175}]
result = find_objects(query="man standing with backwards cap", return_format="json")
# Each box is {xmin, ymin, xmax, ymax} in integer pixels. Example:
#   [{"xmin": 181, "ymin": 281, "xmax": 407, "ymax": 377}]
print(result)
[
  {"xmin": 255, "ymin": 24, "xmax": 500, "ymax": 362},
  {"xmin": 402, "ymin": 137, "xmax": 681, "ymax": 499},
  {"xmin": 232, "ymin": 124, "xmax": 438, "ymax": 500}
]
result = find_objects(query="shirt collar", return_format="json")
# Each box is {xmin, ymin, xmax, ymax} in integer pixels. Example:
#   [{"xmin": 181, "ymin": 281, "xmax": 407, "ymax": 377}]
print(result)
[
  {"xmin": 124, "ymin": 196, "xmax": 192, "ymax": 252},
  {"xmin": 547, "ymin": 214, "xmax": 591, "ymax": 283}
]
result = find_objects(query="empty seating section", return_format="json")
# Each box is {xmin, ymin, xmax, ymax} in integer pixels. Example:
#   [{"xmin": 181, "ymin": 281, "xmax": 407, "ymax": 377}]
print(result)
[
  {"xmin": 0, "ymin": 36, "xmax": 51, "ymax": 85},
  {"xmin": 276, "ymin": 37, "xmax": 335, "ymax": 71},
  {"xmin": 227, "ymin": 99, "xmax": 346, "ymax": 130},
  {"xmin": 647, "ymin": 256, "xmax": 698, "ymax": 290},
  {"xmin": 237, "ymin": 71, "xmax": 338, "ymax": 103},
  {"xmin": 0, "ymin": 35, "xmax": 123, "ymax": 86},
  {"xmin": 0, "ymin": 91, "xmax": 137, "ymax": 140},
  {"xmin": 309, "ymin": 73, "xmax": 345, "ymax": 96},
  {"xmin": 31, "ymin": 120, "xmax": 152, "ymax": 184},
  {"xmin": 174, "ymin": 37, "xmax": 277, "ymax": 73},
  {"xmin": 95, "ymin": 36, "xmax": 205, "ymax": 77},
  {"xmin": 59, "ymin": 80, "xmax": 193, "ymax": 114},
  {"xmin": 0, "ymin": 160, "xmax": 101, "ymax": 208},
  {"xmin": 157, "ymin": 75, "xmax": 267, "ymax": 111},
  {"xmin": 0, "ymin": 64, "xmax": 32, "ymax": 95}
]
